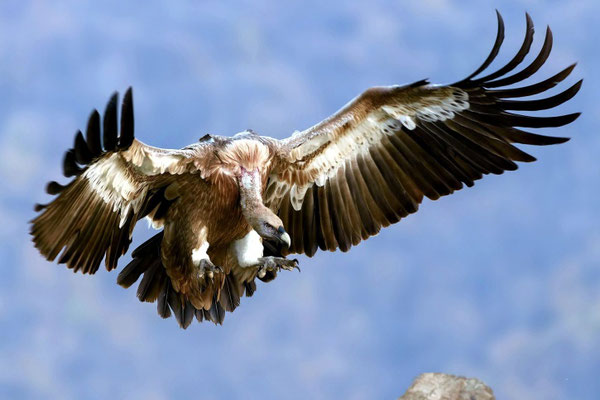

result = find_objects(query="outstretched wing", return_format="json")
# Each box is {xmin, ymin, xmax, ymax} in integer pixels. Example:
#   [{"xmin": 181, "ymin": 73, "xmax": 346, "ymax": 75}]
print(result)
[
  {"xmin": 31, "ymin": 88, "xmax": 208, "ymax": 274},
  {"xmin": 266, "ymin": 12, "xmax": 581, "ymax": 256}
]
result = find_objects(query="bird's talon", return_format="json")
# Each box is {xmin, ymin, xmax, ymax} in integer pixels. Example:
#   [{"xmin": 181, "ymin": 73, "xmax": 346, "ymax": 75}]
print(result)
[
  {"xmin": 256, "ymin": 256, "xmax": 301, "ymax": 274},
  {"xmin": 196, "ymin": 259, "xmax": 222, "ymax": 282}
]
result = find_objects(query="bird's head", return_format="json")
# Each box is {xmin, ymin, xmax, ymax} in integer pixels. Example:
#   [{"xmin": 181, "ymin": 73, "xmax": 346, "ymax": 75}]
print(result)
[{"xmin": 253, "ymin": 212, "xmax": 291, "ymax": 249}]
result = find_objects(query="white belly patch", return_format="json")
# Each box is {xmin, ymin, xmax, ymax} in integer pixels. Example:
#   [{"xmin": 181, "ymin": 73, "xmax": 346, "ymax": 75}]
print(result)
[{"xmin": 233, "ymin": 230, "xmax": 263, "ymax": 267}]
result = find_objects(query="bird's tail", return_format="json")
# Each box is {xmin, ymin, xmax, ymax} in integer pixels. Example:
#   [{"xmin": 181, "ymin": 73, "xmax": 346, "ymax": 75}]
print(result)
[{"xmin": 117, "ymin": 231, "xmax": 244, "ymax": 328}]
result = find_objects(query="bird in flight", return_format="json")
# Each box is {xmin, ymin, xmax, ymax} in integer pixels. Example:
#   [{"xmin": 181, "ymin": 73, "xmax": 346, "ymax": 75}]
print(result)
[{"xmin": 31, "ymin": 12, "xmax": 581, "ymax": 328}]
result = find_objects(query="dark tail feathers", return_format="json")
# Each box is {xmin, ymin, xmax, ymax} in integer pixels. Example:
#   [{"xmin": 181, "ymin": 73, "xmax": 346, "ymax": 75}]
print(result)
[{"xmin": 117, "ymin": 232, "xmax": 247, "ymax": 328}]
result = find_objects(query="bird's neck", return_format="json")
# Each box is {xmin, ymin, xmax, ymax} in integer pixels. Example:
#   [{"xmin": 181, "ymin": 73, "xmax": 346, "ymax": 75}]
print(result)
[{"xmin": 238, "ymin": 167, "xmax": 270, "ymax": 229}]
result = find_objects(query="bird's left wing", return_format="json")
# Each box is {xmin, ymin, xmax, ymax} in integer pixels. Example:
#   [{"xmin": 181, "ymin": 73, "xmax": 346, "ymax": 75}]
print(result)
[
  {"xmin": 265, "ymin": 12, "xmax": 581, "ymax": 256},
  {"xmin": 31, "ymin": 88, "xmax": 210, "ymax": 274}
]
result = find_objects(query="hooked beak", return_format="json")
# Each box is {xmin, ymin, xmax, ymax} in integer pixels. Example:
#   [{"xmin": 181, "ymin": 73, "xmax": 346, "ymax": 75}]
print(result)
[{"xmin": 277, "ymin": 226, "xmax": 291, "ymax": 249}]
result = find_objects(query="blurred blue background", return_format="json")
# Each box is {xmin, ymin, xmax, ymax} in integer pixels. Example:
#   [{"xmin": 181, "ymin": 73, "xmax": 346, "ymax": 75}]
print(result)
[{"xmin": 1, "ymin": 1, "xmax": 598, "ymax": 399}]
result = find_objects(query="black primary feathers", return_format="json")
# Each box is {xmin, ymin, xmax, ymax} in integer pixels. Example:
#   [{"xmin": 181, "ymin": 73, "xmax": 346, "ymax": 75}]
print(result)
[
  {"xmin": 277, "ymin": 11, "xmax": 581, "ymax": 258},
  {"xmin": 39, "ymin": 87, "xmax": 135, "ymax": 203}
]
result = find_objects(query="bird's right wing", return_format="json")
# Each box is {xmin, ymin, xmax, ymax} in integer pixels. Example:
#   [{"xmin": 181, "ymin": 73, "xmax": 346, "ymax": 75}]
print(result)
[
  {"xmin": 265, "ymin": 12, "xmax": 581, "ymax": 256},
  {"xmin": 31, "ymin": 88, "xmax": 210, "ymax": 274}
]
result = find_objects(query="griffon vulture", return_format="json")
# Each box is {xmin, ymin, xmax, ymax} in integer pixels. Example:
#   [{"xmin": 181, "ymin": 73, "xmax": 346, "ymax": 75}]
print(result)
[{"xmin": 31, "ymin": 12, "xmax": 581, "ymax": 328}]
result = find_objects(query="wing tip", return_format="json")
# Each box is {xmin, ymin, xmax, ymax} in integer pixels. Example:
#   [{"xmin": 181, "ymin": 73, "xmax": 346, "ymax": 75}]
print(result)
[
  {"xmin": 495, "ymin": 9, "xmax": 504, "ymax": 26},
  {"xmin": 103, "ymin": 92, "xmax": 119, "ymax": 151},
  {"xmin": 456, "ymin": 9, "xmax": 506, "ymax": 83},
  {"xmin": 119, "ymin": 86, "xmax": 135, "ymax": 149}
]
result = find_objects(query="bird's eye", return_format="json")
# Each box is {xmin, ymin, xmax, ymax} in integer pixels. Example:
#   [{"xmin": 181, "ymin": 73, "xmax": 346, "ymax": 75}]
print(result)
[{"xmin": 262, "ymin": 222, "xmax": 276, "ymax": 233}]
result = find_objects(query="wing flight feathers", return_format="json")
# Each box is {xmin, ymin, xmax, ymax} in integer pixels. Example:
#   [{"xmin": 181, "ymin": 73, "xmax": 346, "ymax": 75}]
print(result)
[
  {"xmin": 31, "ymin": 88, "xmax": 202, "ymax": 274},
  {"xmin": 268, "ymin": 12, "xmax": 581, "ymax": 256}
]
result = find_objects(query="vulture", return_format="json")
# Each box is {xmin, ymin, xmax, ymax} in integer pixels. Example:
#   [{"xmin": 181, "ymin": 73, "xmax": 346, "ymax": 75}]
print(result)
[{"xmin": 31, "ymin": 12, "xmax": 581, "ymax": 328}]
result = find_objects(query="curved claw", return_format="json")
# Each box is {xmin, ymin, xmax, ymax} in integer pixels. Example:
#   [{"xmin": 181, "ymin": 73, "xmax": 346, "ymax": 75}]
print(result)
[
  {"xmin": 283, "ymin": 258, "xmax": 300, "ymax": 273},
  {"xmin": 291, "ymin": 258, "xmax": 300, "ymax": 273}
]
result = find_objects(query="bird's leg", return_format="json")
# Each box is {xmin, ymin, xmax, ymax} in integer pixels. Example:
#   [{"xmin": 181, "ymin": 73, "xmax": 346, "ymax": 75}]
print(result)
[
  {"xmin": 255, "ymin": 256, "xmax": 300, "ymax": 279},
  {"xmin": 191, "ymin": 241, "xmax": 223, "ymax": 283}
]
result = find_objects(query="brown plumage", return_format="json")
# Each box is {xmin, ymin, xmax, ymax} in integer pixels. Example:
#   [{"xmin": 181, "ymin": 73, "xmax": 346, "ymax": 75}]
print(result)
[{"xmin": 31, "ymin": 12, "xmax": 581, "ymax": 327}]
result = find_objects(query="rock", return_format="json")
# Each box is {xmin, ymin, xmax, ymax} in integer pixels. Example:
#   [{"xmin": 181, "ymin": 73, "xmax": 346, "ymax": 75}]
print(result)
[{"xmin": 398, "ymin": 373, "xmax": 495, "ymax": 400}]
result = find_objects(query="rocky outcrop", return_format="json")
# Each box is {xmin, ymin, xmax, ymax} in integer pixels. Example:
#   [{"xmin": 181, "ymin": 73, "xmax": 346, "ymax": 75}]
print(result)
[{"xmin": 399, "ymin": 373, "xmax": 495, "ymax": 400}]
